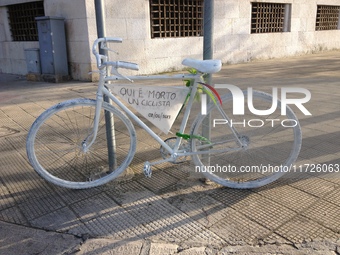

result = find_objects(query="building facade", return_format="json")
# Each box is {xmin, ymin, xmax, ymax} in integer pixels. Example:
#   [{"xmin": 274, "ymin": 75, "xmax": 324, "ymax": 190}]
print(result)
[{"xmin": 1, "ymin": 0, "xmax": 340, "ymax": 81}]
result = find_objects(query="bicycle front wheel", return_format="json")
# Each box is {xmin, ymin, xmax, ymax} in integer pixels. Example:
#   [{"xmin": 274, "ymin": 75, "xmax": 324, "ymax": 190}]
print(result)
[
  {"xmin": 190, "ymin": 90, "xmax": 302, "ymax": 189},
  {"xmin": 26, "ymin": 98, "xmax": 136, "ymax": 189}
]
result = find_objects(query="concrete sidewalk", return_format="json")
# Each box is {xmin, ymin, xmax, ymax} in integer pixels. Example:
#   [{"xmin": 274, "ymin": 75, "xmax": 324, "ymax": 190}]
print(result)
[{"xmin": 0, "ymin": 51, "xmax": 340, "ymax": 254}]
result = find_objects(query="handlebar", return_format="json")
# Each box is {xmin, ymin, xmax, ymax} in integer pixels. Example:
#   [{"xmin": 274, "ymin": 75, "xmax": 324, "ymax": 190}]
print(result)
[
  {"xmin": 92, "ymin": 37, "xmax": 122, "ymax": 55},
  {"xmin": 108, "ymin": 61, "xmax": 139, "ymax": 71},
  {"xmin": 92, "ymin": 37, "xmax": 139, "ymax": 74},
  {"xmin": 92, "ymin": 37, "xmax": 122, "ymax": 69}
]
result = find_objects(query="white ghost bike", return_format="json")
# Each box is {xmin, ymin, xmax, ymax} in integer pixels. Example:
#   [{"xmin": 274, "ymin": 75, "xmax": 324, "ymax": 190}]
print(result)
[{"xmin": 26, "ymin": 37, "xmax": 302, "ymax": 189}]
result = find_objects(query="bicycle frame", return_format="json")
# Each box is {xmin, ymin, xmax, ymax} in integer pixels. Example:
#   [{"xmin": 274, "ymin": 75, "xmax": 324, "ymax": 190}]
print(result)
[
  {"xmin": 85, "ymin": 38, "xmax": 244, "ymax": 164},
  {"xmin": 25, "ymin": 37, "xmax": 302, "ymax": 189},
  {"xmin": 83, "ymin": 68, "xmax": 245, "ymax": 166}
]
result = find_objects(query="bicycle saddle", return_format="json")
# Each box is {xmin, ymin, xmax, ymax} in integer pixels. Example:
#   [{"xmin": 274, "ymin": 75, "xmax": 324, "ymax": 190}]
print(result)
[{"xmin": 182, "ymin": 58, "xmax": 222, "ymax": 73}]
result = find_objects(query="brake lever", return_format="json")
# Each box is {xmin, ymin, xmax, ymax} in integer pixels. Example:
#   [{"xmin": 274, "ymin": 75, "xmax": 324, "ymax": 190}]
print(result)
[
  {"xmin": 100, "ymin": 42, "xmax": 119, "ymax": 55},
  {"xmin": 110, "ymin": 67, "xmax": 133, "ymax": 82}
]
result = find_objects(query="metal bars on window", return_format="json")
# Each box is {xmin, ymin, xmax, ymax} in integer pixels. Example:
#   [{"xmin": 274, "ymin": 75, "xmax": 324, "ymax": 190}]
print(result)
[
  {"xmin": 251, "ymin": 2, "xmax": 291, "ymax": 33},
  {"xmin": 149, "ymin": 0, "xmax": 203, "ymax": 38},
  {"xmin": 7, "ymin": 1, "xmax": 45, "ymax": 41},
  {"xmin": 315, "ymin": 5, "xmax": 340, "ymax": 31}
]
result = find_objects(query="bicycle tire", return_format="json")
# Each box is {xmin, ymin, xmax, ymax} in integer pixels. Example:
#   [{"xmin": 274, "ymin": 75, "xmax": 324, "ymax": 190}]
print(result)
[
  {"xmin": 26, "ymin": 98, "xmax": 136, "ymax": 189},
  {"xmin": 190, "ymin": 90, "xmax": 302, "ymax": 189}
]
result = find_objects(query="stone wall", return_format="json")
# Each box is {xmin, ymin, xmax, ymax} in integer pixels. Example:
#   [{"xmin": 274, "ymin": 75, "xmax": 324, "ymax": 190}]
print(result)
[{"xmin": 0, "ymin": 0, "xmax": 340, "ymax": 80}]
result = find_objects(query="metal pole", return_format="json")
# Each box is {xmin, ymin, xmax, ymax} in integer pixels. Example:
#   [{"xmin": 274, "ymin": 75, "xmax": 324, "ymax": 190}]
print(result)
[
  {"xmin": 202, "ymin": 0, "xmax": 214, "ymax": 166},
  {"xmin": 95, "ymin": 0, "xmax": 106, "ymax": 41},
  {"xmin": 203, "ymin": 0, "xmax": 214, "ymax": 61},
  {"xmin": 94, "ymin": 0, "xmax": 116, "ymax": 171}
]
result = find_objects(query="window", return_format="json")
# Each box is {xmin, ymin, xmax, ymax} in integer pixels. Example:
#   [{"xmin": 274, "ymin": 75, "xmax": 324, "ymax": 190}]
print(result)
[
  {"xmin": 7, "ymin": 1, "xmax": 45, "ymax": 41},
  {"xmin": 315, "ymin": 5, "xmax": 340, "ymax": 31},
  {"xmin": 251, "ymin": 2, "xmax": 291, "ymax": 33},
  {"xmin": 149, "ymin": 0, "xmax": 203, "ymax": 38}
]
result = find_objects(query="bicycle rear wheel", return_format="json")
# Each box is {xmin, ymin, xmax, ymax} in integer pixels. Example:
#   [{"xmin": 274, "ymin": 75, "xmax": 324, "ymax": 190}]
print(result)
[
  {"xmin": 190, "ymin": 90, "xmax": 301, "ymax": 189},
  {"xmin": 26, "ymin": 98, "xmax": 136, "ymax": 189}
]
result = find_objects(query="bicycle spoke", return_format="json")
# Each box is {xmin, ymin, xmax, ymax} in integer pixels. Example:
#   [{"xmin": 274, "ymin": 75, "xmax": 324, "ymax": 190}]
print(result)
[
  {"xmin": 191, "ymin": 90, "xmax": 301, "ymax": 188},
  {"xmin": 27, "ymin": 99, "xmax": 136, "ymax": 188}
]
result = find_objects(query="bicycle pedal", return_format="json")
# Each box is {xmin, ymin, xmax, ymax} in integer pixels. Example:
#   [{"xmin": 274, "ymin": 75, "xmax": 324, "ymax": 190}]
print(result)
[{"xmin": 143, "ymin": 161, "xmax": 152, "ymax": 178}]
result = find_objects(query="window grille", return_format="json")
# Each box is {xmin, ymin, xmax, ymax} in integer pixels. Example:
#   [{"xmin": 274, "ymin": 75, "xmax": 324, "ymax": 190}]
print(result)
[
  {"xmin": 7, "ymin": 1, "xmax": 45, "ymax": 41},
  {"xmin": 149, "ymin": 0, "xmax": 203, "ymax": 38},
  {"xmin": 315, "ymin": 5, "xmax": 340, "ymax": 31},
  {"xmin": 251, "ymin": 2, "xmax": 290, "ymax": 33}
]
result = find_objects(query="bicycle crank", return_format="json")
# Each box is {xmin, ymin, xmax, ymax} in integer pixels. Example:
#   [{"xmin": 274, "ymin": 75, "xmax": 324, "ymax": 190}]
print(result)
[{"xmin": 160, "ymin": 137, "xmax": 189, "ymax": 163}]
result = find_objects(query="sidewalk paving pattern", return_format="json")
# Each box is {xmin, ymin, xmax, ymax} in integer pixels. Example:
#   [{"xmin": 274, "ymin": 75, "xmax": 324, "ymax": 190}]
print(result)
[{"xmin": 0, "ymin": 51, "xmax": 340, "ymax": 254}]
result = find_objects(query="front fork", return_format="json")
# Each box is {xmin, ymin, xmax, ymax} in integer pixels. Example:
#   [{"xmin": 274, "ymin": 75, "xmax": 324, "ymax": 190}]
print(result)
[{"xmin": 81, "ymin": 70, "xmax": 106, "ymax": 152}]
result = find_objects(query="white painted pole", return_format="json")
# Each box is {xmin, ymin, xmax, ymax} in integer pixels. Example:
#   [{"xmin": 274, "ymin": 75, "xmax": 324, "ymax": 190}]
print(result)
[{"xmin": 95, "ymin": 0, "xmax": 116, "ymax": 171}]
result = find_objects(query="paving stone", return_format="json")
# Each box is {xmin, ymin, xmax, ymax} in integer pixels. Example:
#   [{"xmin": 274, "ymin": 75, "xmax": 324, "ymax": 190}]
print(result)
[
  {"xmin": 77, "ymin": 239, "xmax": 144, "ymax": 255},
  {"xmin": 137, "ymin": 171, "xmax": 179, "ymax": 193},
  {"xmin": 218, "ymin": 243, "xmax": 338, "ymax": 255},
  {"xmin": 0, "ymin": 221, "xmax": 81, "ymax": 255},
  {"xmin": 289, "ymin": 176, "xmax": 338, "ymax": 197},
  {"xmin": 0, "ymin": 136, "xmax": 62, "ymax": 206},
  {"xmin": 67, "ymin": 221, "xmax": 93, "ymax": 237},
  {"xmin": 301, "ymin": 127, "xmax": 330, "ymax": 140},
  {"xmin": 255, "ymin": 185, "xmax": 318, "ymax": 213},
  {"xmin": 0, "ymin": 159, "xmax": 55, "ymax": 203},
  {"xmin": 4, "ymin": 135, "xmax": 30, "ymax": 159},
  {"xmin": 30, "ymin": 207, "xmax": 82, "ymax": 232},
  {"xmin": 70, "ymin": 193, "xmax": 120, "ymax": 221},
  {"xmin": 123, "ymin": 195, "xmax": 205, "ymax": 242},
  {"xmin": 208, "ymin": 187, "xmax": 255, "ymax": 207},
  {"xmin": 301, "ymin": 200, "xmax": 340, "ymax": 232},
  {"xmin": 275, "ymin": 215, "xmax": 339, "ymax": 243},
  {"xmin": 104, "ymin": 180, "xmax": 155, "ymax": 205},
  {"xmin": 149, "ymin": 242, "xmax": 178, "ymax": 255},
  {"xmin": 305, "ymin": 123, "xmax": 340, "ymax": 133},
  {"xmin": 0, "ymin": 182, "xmax": 16, "ymax": 210},
  {"xmin": 291, "ymin": 177, "xmax": 338, "ymax": 197},
  {"xmin": 305, "ymin": 160, "xmax": 340, "ymax": 185},
  {"xmin": 2, "ymin": 105, "xmax": 36, "ymax": 131},
  {"xmin": 324, "ymin": 187, "xmax": 340, "ymax": 206},
  {"xmin": 177, "ymin": 247, "xmax": 206, "ymax": 255},
  {"xmin": 0, "ymin": 205, "xmax": 28, "ymax": 225},
  {"xmin": 299, "ymin": 138, "xmax": 323, "ymax": 151},
  {"xmin": 311, "ymin": 172, "xmax": 340, "ymax": 185},
  {"xmin": 208, "ymin": 208, "xmax": 271, "ymax": 245},
  {"xmin": 0, "ymin": 125, "xmax": 20, "ymax": 138},
  {"xmin": 18, "ymin": 192, "xmax": 66, "ymax": 220},
  {"xmin": 0, "ymin": 110, "xmax": 25, "ymax": 134},
  {"xmin": 232, "ymin": 194, "xmax": 297, "ymax": 230},
  {"xmin": 122, "ymin": 195, "xmax": 181, "ymax": 226},
  {"xmin": 164, "ymin": 163, "xmax": 191, "ymax": 180},
  {"xmin": 82, "ymin": 206, "xmax": 150, "ymax": 239},
  {"xmin": 184, "ymin": 229, "xmax": 227, "ymax": 248},
  {"xmin": 294, "ymin": 239, "xmax": 340, "ymax": 252},
  {"xmin": 310, "ymin": 153, "xmax": 340, "ymax": 165},
  {"xmin": 298, "ymin": 147, "xmax": 329, "ymax": 161},
  {"xmin": 15, "ymin": 101, "xmax": 46, "ymax": 118},
  {"xmin": 311, "ymin": 141, "xmax": 340, "ymax": 155},
  {"xmin": 261, "ymin": 232, "xmax": 292, "ymax": 245},
  {"xmin": 167, "ymin": 192, "xmax": 232, "ymax": 228},
  {"xmin": 54, "ymin": 186, "xmax": 103, "ymax": 204},
  {"xmin": 134, "ymin": 144, "xmax": 162, "ymax": 162}
]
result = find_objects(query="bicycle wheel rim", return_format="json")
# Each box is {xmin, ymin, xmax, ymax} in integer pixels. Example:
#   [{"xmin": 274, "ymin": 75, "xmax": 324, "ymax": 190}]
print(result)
[
  {"xmin": 191, "ymin": 90, "xmax": 302, "ymax": 189},
  {"xmin": 26, "ymin": 98, "xmax": 136, "ymax": 189}
]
